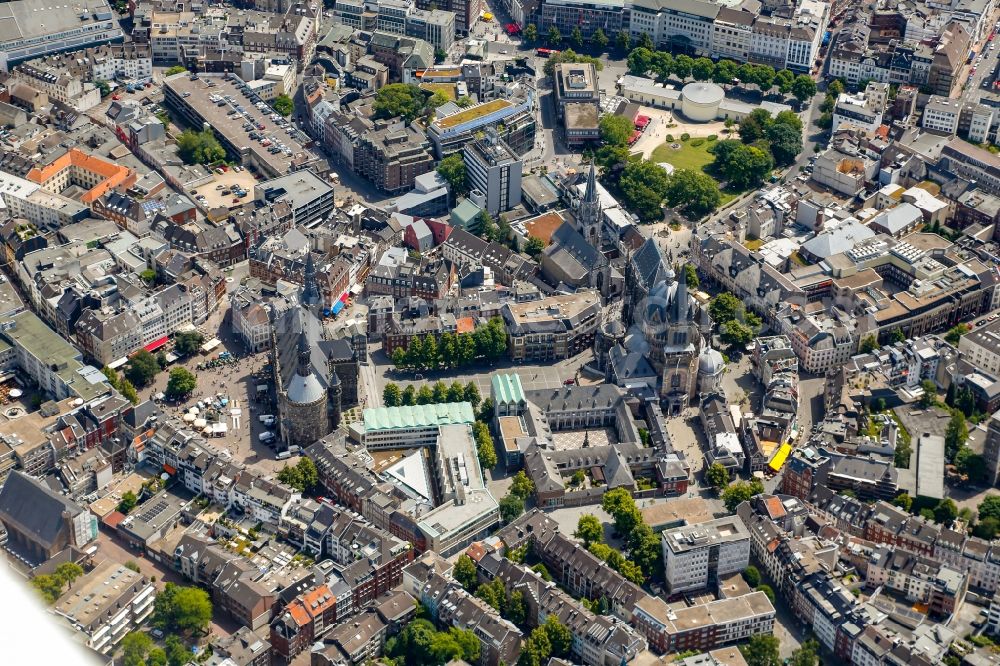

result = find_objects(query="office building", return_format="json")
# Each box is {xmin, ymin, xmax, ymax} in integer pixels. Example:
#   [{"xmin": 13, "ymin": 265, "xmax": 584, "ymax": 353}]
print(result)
[
  {"xmin": 661, "ymin": 517, "xmax": 751, "ymax": 594},
  {"xmin": 463, "ymin": 136, "xmax": 522, "ymax": 216},
  {"xmin": 0, "ymin": 0, "xmax": 123, "ymax": 72}
]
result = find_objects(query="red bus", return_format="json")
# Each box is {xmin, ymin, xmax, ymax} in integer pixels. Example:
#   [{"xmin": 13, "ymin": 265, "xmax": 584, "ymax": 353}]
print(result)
[{"xmin": 536, "ymin": 48, "xmax": 561, "ymax": 58}]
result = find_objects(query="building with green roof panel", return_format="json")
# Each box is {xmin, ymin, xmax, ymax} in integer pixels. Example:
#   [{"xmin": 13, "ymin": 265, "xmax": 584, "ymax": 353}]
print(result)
[
  {"xmin": 362, "ymin": 401, "xmax": 475, "ymax": 449},
  {"xmin": 491, "ymin": 373, "xmax": 526, "ymax": 417}
]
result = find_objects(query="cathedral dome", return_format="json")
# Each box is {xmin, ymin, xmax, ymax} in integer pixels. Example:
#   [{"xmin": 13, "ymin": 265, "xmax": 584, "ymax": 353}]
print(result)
[{"xmin": 698, "ymin": 348, "xmax": 725, "ymax": 376}]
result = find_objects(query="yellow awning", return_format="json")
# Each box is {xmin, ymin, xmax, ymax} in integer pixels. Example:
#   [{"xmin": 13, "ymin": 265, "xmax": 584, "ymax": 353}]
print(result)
[{"xmin": 768, "ymin": 443, "xmax": 792, "ymax": 472}]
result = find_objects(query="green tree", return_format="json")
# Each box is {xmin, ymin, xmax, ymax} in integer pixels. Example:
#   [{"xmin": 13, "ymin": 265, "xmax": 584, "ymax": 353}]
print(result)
[
  {"xmin": 570, "ymin": 26, "xmax": 584, "ymax": 50},
  {"xmin": 974, "ymin": 516, "xmax": 1000, "ymax": 539},
  {"xmin": 684, "ymin": 264, "xmax": 700, "ymax": 289},
  {"xmin": 791, "ymin": 75, "xmax": 817, "ymax": 103},
  {"xmin": 765, "ymin": 121, "xmax": 802, "ymax": 166},
  {"xmin": 541, "ymin": 48, "xmax": 604, "ymax": 78},
  {"xmin": 774, "ymin": 69, "xmax": 795, "ymax": 94},
  {"xmin": 31, "ymin": 574, "xmax": 66, "ymax": 603},
  {"xmin": 945, "ymin": 408, "xmax": 968, "ymax": 462},
  {"xmin": 789, "ymin": 640, "xmax": 820, "ymax": 666},
  {"xmin": 119, "ymin": 378, "xmax": 139, "ymax": 405},
  {"xmin": 742, "ymin": 565, "xmax": 761, "ymax": 588},
  {"xmin": 547, "ymin": 25, "xmax": 562, "ymax": 46},
  {"xmin": 391, "ymin": 347, "xmax": 407, "ymax": 370},
  {"xmin": 705, "ymin": 462, "xmax": 729, "ymax": 489},
  {"xmin": 542, "ymin": 615, "xmax": 572, "ymax": 657},
  {"xmin": 102, "ymin": 365, "xmax": 121, "ymax": 389},
  {"xmin": 475, "ymin": 577, "xmax": 506, "ymax": 611},
  {"xmin": 523, "ymin": 24, "xmax": 538, "ymax": 44},
  {"xmin": 741, "ymin": 634, "xmax": 781, "ymax": 666},
  {"xmin": 474, "ymin": 421, "xmax": 498, "ymax": 470},
  {"xmin": 124, "ymin": 560, "xmax": 141, "ymax": 572},
  {"xmin": 478, "ymin": 210, "xmax": 499, "ymax": 242},
  {"xmin": 615, "ymin": 30, "xmax": 631, "ymax": 53},
  {"xmin": 919, "ymin": 379, "xmax": 938, "ymax": 408},
  {"xmin": 714, "ymin": 141, "xmax": 773, "ymax": 189},
  {"xmin": 453, "ymin": 554, "xmax": 478, "ymax": 592},
  {"xmin": 504, "ymin": 589, "xmax": 527, "ymax": 627},
  {"xmin": 591, "ymin": 27, "xmax": 609, "ymax": 51},
  {"xmin": 692, "ymin": 57, "xmax": 715, "ymax": 81},
  {"xmin": 673, "ymin": 54, "xmax": 693, "ymax": 80},
  {"xmin": 525, "ymin": 236, "xmax": 546, "ymax": 258},
  {"xmin": 121, "ymin": 631, "xmax": 154, "ymax": 666},
  {"xmin": 944, "ymin": 323, "xmax": 970, "ymax": 346},
  {"xmin": 478, "ymin": 397, "xmax": 494, "ymax": 422},
  {"xmin": 709, "ymin": 292, "xmax": 742, "ymax": 324},
  {"xmin": 722, "ymin": 320, "xmax": 754, "ymax": 347},
  {"xmin": 889, "ymin": 327, "xmax": 906, "ymax": 343},
  {"xmin": 383, "ymin": 383, "xmax": 401, "ymax": 407},
  {"xmin": 575, "ymin": 514, "xmax": 604, "ymax": 546},
  {"xmin": 893, "ymin": 492, "xmax": 913, "ymax": 512},
  {"xmin": 737, "ymin": 108, "xmax": 772, "ymax": 144},
  {"xmin": 432, "ymin": 380, "xmax": 449, "ymax": 404},
  {"xmin": 95, "ymin": 79, "xmax": 111, "ymax": 97},
  {"xmin": 713, "ymin": 59, "xmax": 738, "ymax": 86},
  {"xmin": 599, "ymin": 114, "xmax": 634, "ymax": 146},
  {"xmin": 373, "ymin": 83, "xmax": 427, "ymax": 122},
  {"xmin": 756, "ymin": 584, "xmax": 775, "ymax": 604},
  {"xmin": 980, "ymin": 495, "xmax": 1000, "ymax": 521},
  {"xmin": 164, "ymin": 635, "xmax": 189, "ymax": 666},
  {"xmin": 278, "ymin": 464, "xmax": 303, "ymax": 490},
  {"xmin": 627, "ymin": 47, "xmax": 654, "ymax": 76},
  {"xmin": 447, "ymin": 381, "xmax": 466, "ymax": 403},
  {"xmin": 153, "ymin": 583, "xmax": 212, "ymax": 635},
  {"xmin": 53, "ymin": 562, "xmax": 84, "ymax": 588},
  {"xmin": 511, "ymin": 470, "xmax": 534, "ymax": 499},
  {"xmin": 148, "ymin": 648, "xmax": 167, "ymax": 666},
  {"xmin": 665, "ymin": 168, "xmax": 722, "ymax": 217},
  {"xmin": 499, "ymin": 494, "xmax": 525, "ymax": 522},
  {"xmin": 437, "ymin": 153, "xmax": 467, "ymax": 197},
  {"xmin": 176, "ymin": 129, "xmax": 225, "ymax": 165},
  {"xmin": 518, "ymin": 626, "xmax": 553, "ymax": 666},
  {"xmin": 933, "ymin": 498, "xmax": 958, "ymax": 524},
  {"xmin": 173, "ymin": 331, "xmax": 204, "ymax": 356},
  {"xmin": 464, "ymin": 382, "xmax": 481, "ymax": 408},
  {"xmin": 118, "ymin": 490, "xmax": 139, "ymax": 514},
  {"xmin": 125, "ymin": 350, "xmax": 160, "ymax": 388},
  {"xmin": 401, "ymin": 384, "xmax": 416, "ymax": 405},
  {"xmin": 273, "ymin": 94, "xmax": 294, "ymax": 117},
  {"xmin": 721, "ymin": 480, "xmax": 763, "ymax": 513},
  {"xmin": 859, "ymin": 334, "xmax": 880, "ymax": 353},
  {"xmin": 828, "ymin": 79, "xmax": 845, "ymax": 97},
  {"xmin": 165, "ymin": 367, "xmax": 197, "ymax": 400},
  {"xmin": 416, "ymin": 385, "xmax": 434, "ymax": 405},
  {"xmin": 619, "ymin": 160, "xmax": 671, "ymax": 222}
]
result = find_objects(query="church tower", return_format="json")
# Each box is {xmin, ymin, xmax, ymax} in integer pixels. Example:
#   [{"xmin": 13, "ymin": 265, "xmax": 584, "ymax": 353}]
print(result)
[
  {"xmin": 329, "ymin": 367, "xmax": 342, "ymax": 428},
  {"xmin": 578, "ymin": 162, "xmax": 601, "ymax": 249}
]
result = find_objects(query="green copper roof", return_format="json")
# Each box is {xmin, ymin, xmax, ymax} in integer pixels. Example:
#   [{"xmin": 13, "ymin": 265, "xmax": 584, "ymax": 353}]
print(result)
[
  {"xmin": 491, "ymin": 373, "xmax": 525, "ymax": 405},
  {"xmin": 364, "ymin": 401, "xmax": 475, "ymax": 432}
]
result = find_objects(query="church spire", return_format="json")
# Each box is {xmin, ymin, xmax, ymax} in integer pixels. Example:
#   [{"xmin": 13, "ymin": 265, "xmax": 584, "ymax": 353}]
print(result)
[
  {"xmin": 296, "ymin": 328, "xmax": 312, "ymax": 378},
  {"xmin": 301, "ymin": 251, "xmax": 320, "ymax": 308},
  {"xmin": 584, "ymin": 161, "xmax": 598, "ymax": 204},
  {"xmin": 673, "ymin": 263, "xmax": 689, "ymax": 323}
]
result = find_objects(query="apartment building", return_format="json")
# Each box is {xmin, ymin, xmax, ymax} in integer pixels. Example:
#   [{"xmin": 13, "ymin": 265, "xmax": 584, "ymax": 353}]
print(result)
[
  {"xmin": 10, "ymin": 64, "xmax": 101, "ymax": 111},
  {"xmin": 661, "ymin": 518, "xmax": 751, "ymax": 594},
  {"xmin": 866, "ymin": 546, "xmax": 968, "ymax": 618},
  {"xmin": 959, "ymin": 318, "xmax": 1000, "ymax": 376},
  {"xmin": 0, "ymin": 170, "xmax": 88, "ymax": 228},
  {"xmin": 463, "ymin": 136, "xmax": 522, "ymax": 216},
  {"xmin": 415, "ymin": 0, "xmax": 482, "ymax": 35},
  {"xmin": 355, "ymin": 124, "xmax": 435, "ymax": 195},
  {"xmin": 538, "ymin": 0, "xmax": 628, "ymax": 41},
  {"xmin": 831, "ymin": 83, "xmax": 888, "ymax": 135},
  {"xmin": 52, "ymin": 560, "xmax": 155, "ymax": 654},
  {"xmin": 630, "ymin": 0, "xmax": 719, "ymax": 54},
  {"xmin": 503, "ymin": 291, "xmax": 602, "ymax": 362},
  {"xmin": 940, "ymin": 138, "xmax": 1000, "ymax": 196},
  {"xmin": 922, "ymin": 95, "xmax": 963, "ymax": 135}
]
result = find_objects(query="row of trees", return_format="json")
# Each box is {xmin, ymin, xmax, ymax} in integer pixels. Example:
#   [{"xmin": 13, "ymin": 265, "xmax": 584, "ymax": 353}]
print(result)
[
  {"xmin": 383, "ymin": 380, "xmax": 481, "ymax": 408},
  {"xmin": 390, "ymin": 317, "xmax": 508, "ymax": 371},
  {"xmin": 733, "ymin": 108, "xmax": 805, "ymax": 170},
  {"xmin": 816, "ymin": 79, "xmax": 847, "ymax": 130},
  {"xmin": 101, "ymin": 365, "xmax": 140, "ymax": 405},
  {"xmin": 627, "ymin": 49, "xmax": 817, "ymax": 103},
  {"xmin": 575, "ymin": 513, "xmax": 644, "ymax": 585},
  {"xmin": 597, "ymin": 488, "xmax": 663, "ymax": 583}
]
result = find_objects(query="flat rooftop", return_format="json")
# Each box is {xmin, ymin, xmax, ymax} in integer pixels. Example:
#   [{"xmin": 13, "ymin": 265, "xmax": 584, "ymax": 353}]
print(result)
[
  {"xmin": 164, "ymin": 74, "xmax": 309, "ymax": 175},
  {"xmin": 0, "ymin": 0, "xmax": 118, "ymax": 42},
  {"xmin": 506, "ymin": 291, "xmax": 600, "ymax": 324},
  {"xmin": 662, "ymin": 516, "xmax": 750, "ymax": 554},
  {"xmin": 435, "ymin": 98, "xmax": 512, "ymax": 129},
  {"xmin": 53, "ymin": 559, "xmax": 147, "ymax": 627}
]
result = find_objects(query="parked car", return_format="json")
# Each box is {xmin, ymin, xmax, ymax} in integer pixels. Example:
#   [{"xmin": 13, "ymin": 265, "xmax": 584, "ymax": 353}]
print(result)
[{"xmin": 259, "ymin": 431, "xmax": 275, "ymax": 443}]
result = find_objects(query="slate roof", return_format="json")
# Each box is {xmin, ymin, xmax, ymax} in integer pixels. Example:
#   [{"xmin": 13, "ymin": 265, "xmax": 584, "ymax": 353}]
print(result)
[{"xmin": 0, "ymin": 471, "xmax": 86, "ymax": 551}]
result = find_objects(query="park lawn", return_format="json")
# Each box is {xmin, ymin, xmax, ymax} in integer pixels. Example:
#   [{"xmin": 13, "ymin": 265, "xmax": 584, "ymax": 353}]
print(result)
[{"xmin": 650, "ymin": 137, "xmax": 718, "ymax": 173}]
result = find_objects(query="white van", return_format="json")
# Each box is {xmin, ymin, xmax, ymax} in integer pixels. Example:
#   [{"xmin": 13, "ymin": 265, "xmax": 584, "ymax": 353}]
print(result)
[
  {"xmin": 259, "ymin": 431, "xmax": 275, "ymax": 443},
  {"xmin": 276, "ymin": 451, "xmax": 291, "ymax": 460},
  {"xmin": 288, "ymin": 445, "xmax": 301, "ymax": 454},
  {"xmin": 258, "ymin": 414, "xmax": 275, "ymax": 424}
]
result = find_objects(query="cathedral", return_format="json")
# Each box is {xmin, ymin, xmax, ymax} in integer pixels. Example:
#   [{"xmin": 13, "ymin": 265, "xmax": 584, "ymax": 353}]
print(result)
[
  {"xmin": 622, "ymin": 239, "xmax": 713, "ymax": 415},
  {"xmin": 269, "ymin": 253, "xmax": 347, "ymax": 449}
]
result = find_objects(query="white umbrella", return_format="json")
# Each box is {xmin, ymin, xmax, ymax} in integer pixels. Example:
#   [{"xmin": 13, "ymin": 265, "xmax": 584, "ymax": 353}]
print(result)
[
  {"xmin": 183, "ymin": 413, "xmax": 196, "ymax": 422},
  {"xmin": 194, "ymin": 418, "xmax": 208, "ymax": 428}
]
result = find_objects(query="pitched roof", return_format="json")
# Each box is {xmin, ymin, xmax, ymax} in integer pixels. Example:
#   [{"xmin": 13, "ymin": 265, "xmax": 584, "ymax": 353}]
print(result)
[{"xmin": 0, "ymin": 471, "xmax": 86, "ymax": 550}]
